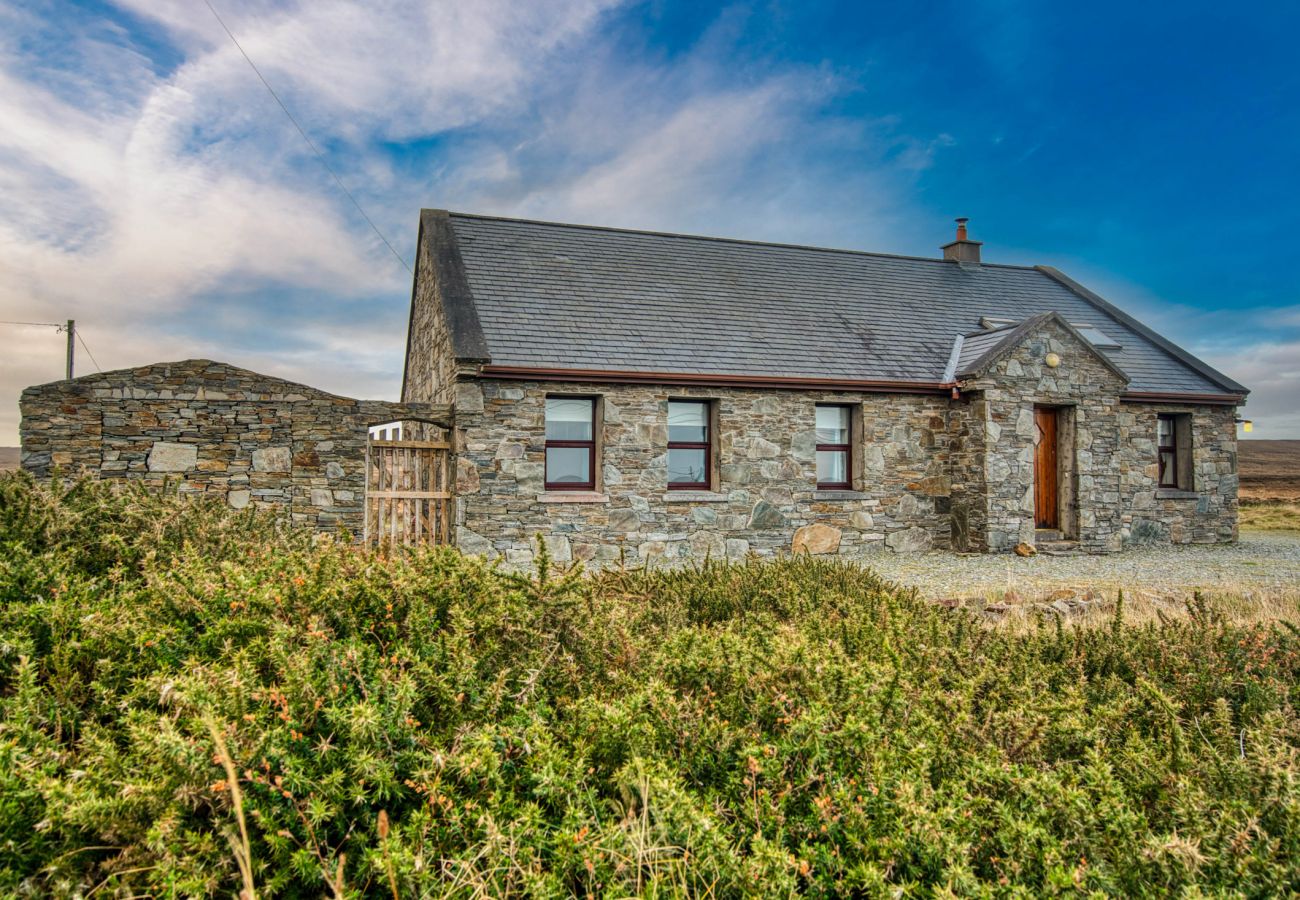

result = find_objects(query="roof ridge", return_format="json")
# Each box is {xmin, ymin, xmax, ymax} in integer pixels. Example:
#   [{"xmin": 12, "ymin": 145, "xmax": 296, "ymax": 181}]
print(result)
[
  {"xmin": 1033, "ymin": 265, "xmax": 1248, "ymax": 396},
  {"xmin": 444, "ymin": 210, "xmax": 1044, "ymax": 271}
]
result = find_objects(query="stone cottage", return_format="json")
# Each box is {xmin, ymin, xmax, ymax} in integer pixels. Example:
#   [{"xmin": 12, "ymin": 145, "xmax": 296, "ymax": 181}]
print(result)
[{"xmin": 403, "ymin": 210, "xmax": 1248, "ymax": 566}]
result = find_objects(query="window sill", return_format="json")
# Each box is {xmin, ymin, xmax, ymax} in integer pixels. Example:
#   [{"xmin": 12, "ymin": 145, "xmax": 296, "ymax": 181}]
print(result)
[
  {"xmin": 538, "ymin": 491, "xmax": 609, "ymax": 504},
  {"xmin": 662, "ymin": 491, "xmax": 728, "ymax": 503},
  {"xmin": 1156, "ymin": 489, "xmax": 1199, "ymax": 500},
  {"xmin": 812, "ymin": 489, "xmax": 866, "ymax": 501}
]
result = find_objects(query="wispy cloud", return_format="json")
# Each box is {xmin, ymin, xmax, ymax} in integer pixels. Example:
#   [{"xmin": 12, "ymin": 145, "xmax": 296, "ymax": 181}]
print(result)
[
  {"xmin": 1201, "ymin": 341, "xmax": 1300, "ymax": 440},
  {"xmin": 1033, "ymin": 262, "xmax": 1300, "ymax": 439},
  {"xmin": 3, "ymin": 0, "xmax": 1283, "ymax": 447},
  {"xmin": 0, "ymin": 0, "xmax": 939, "ymax": 442}
]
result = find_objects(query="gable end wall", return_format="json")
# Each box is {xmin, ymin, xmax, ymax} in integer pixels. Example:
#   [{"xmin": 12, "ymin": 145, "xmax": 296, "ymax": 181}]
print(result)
[{"xmin": 402, "ymin": 226, "xmax": 459, "ymax": 407}]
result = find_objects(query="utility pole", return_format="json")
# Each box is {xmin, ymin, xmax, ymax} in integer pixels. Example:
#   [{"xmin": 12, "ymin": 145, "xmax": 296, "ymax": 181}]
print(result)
[{"xmin": 66, "ymin": 319, "xmax": 75, "ymax": 380}]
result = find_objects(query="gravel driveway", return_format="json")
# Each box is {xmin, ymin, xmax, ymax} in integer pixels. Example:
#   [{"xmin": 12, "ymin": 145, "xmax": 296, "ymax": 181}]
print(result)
[{"xmin": 866, "ymin": 532, "xmax": 1300, "ymax": 607}]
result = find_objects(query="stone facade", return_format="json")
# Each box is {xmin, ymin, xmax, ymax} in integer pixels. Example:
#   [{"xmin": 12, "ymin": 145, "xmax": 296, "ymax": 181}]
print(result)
[
  {"xmin": 408, "ymin": 315, "xmax": 1240, "ymax": 567},
  {"xmin": 955, "ymin": 317, "xmax": 1129, "ymax": 553},
  {"xmin": 1118, "ymin": 402, "xmax": 1239, "ymax": 545},
  {"xmin": 18, "ymin": 331, "xmax": 1240, "ymax": 559},
  {"xmin": 446, "ymin": 379, "xmax": 955, "ymax": 569},
  {"xmin": 20, "ymin": 360, "xmax": 446, "ymax": 535}
]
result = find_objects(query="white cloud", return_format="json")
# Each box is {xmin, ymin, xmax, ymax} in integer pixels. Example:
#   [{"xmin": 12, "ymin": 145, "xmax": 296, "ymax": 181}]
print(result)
[
  {"xmin": 112, "ymin": 0, "xmax": 619, "ymax": 138},
  {"xmin": 0, "ymin": 0, "xmax": 627, "ymax": 441},
  {"xmin": 541, "ymin": 82, "xmax": 813, "ymax": 225},
  {"xmin": 1202, "ymin": 341, "xmax": 1300, "ymax": 440},
  {"xmin": 0, "ymin": 0, "xmax": 956, "ymax": 445},
  {"xmin": 0, "ymin": 0, "xmax": 625, "ymax": 314}
]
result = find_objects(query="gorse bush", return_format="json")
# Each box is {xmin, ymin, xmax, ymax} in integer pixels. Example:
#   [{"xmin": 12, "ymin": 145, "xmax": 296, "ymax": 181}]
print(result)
[{"xmin": 1, "ymin": 472, "xmax": 1299, "ymax": 897}]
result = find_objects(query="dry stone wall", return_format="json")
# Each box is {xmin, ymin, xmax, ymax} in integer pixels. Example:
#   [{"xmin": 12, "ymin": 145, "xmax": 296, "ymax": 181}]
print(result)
[{"xmin": 20, "ymin": 360, "xmax": 441, "ymax": 535}]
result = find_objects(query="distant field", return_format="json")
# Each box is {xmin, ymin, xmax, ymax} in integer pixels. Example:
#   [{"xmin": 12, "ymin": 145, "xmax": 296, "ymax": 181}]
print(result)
[
  {"xmin": 1240, "ymin": 440, "xmax": 1300, "ymax": 500},
  {"xmin": 0, "ymin": 447, "xmax": 17, "ymax": 471}
]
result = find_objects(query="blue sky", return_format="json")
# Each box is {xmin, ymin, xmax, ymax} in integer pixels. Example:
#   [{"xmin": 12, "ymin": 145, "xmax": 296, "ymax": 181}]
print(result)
[{"xmin": 1, "ymin": 0, "xmax": 1298, "ymax": 441}]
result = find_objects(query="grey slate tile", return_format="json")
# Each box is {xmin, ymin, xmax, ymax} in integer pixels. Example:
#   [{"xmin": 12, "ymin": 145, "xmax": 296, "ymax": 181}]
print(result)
[{"xmin": 447, "ymin": 213, "xmax": 1236, "ymax": 395}]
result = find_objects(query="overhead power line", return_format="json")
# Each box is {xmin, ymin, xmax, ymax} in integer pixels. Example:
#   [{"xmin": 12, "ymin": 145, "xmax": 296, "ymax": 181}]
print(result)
[
  {"xmin": 202, "ymin": 0, "xmax": 413, "ymax": 274},
  {"xmin": 0, "ymin": 318, "xmax": 97, "ymax": 378}
]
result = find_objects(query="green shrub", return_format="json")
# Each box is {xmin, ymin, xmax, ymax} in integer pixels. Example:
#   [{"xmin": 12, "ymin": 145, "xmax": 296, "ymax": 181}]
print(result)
[{"xmin": 1, "ymin": 472, "xmax": 1298, "ymax": 896}]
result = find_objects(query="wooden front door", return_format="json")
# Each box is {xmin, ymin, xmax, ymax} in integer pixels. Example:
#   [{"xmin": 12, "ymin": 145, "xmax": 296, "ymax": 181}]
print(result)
[{"xmin": 1033, "ymin": 407, "xmax": 1059, "ymax": 529}]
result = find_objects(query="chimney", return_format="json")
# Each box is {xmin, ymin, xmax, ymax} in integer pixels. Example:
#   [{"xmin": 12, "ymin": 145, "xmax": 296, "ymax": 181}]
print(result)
[{"xmin": 941, "ymin": 217, "xmax": 982, "ymax": 264}]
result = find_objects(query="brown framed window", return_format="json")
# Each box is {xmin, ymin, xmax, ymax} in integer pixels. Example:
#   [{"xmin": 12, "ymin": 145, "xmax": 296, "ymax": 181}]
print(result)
[
  {"xmin": 667, "ymin": 400, "xmax": 711, "ymax": 490},
  {"xmin": 1157, "ymin": 414, "xmax": 1178, "ymax": 488},
  {"xmin": 545, "ymin": 396, "xmax": 595, "ymax": 490},
  {"xmin": 1157, "ymin": 413, "xmax": 1193, "ymax": 490},
  {"xmin": 816, "ymin": 404, "xmax": 852, "ymax": 489}
]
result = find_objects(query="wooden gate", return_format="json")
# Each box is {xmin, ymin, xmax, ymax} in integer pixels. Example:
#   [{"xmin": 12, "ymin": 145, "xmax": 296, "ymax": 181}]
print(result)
[{"xmin": 364, "ymin": 437, "xmax": 452, "ymax": 547}]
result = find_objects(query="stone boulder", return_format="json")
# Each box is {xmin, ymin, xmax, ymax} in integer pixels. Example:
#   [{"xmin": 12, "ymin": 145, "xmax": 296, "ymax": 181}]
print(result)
[
  {"xmin": 885, "ymin": 526, "xmax": 931, "ymax": 553},
  {"xmin": 792, "ymin": 523, "xmax": 842, "ymax": 555}
]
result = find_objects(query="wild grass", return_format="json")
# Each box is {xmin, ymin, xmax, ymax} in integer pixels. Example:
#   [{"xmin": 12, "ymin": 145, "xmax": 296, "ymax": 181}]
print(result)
[
  {"xmin": 973, "ymin": 586, "xmax": 1300, "ymax": 634},
  {"xmin": 1240, "ymin": 499, "xmax": 1300, "ymax": 532},
  {"xmin": 2, "ymin": 471, "xmax": 1299, "ymax": 896}
]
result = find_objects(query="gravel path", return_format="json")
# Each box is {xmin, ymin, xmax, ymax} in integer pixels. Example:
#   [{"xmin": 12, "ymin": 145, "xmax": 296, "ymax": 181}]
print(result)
[{"xmin": 866, "ymin": 532, "xmax": 1300, "ymax": 603}]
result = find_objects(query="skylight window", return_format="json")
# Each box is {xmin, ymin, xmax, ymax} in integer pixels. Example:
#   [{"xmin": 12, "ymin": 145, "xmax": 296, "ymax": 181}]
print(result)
[
  {"xmin": 976, "ymin": 315, "xmax": 1122, "ymax": 351},
  {"xmin": 978, "ymin": 317, "xmax": 1015, "ymax": 330},
  {"xmin": 1073, "ymin": 325, "xmax": 1122, "ymax": 350}
]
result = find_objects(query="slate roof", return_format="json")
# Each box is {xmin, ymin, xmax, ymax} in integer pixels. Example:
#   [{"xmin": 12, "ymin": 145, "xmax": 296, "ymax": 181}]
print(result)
[
  {"xmin": 954, "ymin": 325, "xmax": 1020, "ymax": 377},
  {"xmin": 428, "ymin": 211, "xmax": 1247, "ymax": 397}
]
